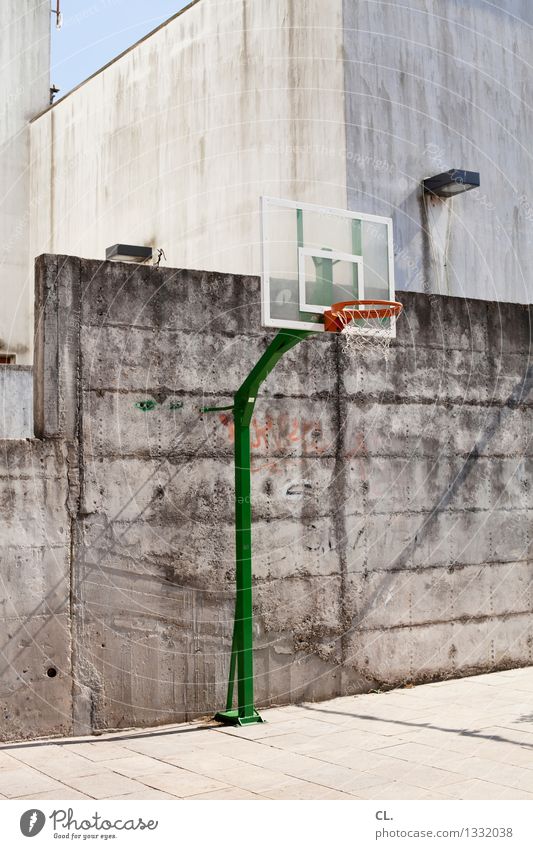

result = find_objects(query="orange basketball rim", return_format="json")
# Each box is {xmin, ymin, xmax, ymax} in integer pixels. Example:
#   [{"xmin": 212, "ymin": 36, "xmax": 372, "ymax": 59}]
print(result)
[{"xmin": 323, "ymin": 299, "xmax": 403, "ymax": 332}]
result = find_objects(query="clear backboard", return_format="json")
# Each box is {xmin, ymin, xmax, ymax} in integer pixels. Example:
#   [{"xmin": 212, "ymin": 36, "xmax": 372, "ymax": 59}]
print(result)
[{"xmin": 261, "ymin": 197, "xmax": 396, "ymax": 335}]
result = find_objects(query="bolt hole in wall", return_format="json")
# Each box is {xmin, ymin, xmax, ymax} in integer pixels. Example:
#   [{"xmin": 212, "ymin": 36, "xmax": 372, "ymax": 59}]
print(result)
[{"xmin": 46, "ymin": 667, "xmax": 58, "ymax": 678}]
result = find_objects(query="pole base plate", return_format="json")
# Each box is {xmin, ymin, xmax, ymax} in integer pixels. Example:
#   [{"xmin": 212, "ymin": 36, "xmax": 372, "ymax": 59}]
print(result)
[{"xmin": 214, "ymin": 708, "xmax": 264, "ymax": 726}]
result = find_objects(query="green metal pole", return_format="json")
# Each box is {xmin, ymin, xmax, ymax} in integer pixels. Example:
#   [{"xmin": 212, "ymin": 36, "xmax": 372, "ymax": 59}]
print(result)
[
  {"xmin": 233, "ymin": 409, "xmax": 256, "ymax": 722},
  {"xmin": 214, "ymin": 328, "xmax": 311, "ymax": 725}
]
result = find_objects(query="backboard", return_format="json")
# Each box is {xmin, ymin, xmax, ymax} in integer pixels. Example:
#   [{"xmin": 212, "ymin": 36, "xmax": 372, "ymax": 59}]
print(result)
[{"xmin": 260, "ymin": 197, "xmax": 396, "ymax": 335}]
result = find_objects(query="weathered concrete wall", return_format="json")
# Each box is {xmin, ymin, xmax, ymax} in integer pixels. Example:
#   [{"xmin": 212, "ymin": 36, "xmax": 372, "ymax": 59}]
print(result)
[
  {"xmin": 343, "ymin": 0, "xmax": 533, "ymax": 302},
  {"xmin": 0, "ymin": 253, "xmax": 524, "ymax": 742},
  {"xmin": 0, "ymin": 367, "xmax": 33, "ymax": 438},
  {"xmin": 0, "ymin": 0, "xmax": 50, "ymax": 363},
  {"xmin": 0, "ymin": 436, "xmax": 72, "ymax": 740}
]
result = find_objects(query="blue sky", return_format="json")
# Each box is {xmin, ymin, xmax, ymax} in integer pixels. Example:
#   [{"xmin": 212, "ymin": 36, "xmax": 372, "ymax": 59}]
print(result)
[{"xmin": 51, "ymin": 0, "xmax": 191, "ymax": 95}]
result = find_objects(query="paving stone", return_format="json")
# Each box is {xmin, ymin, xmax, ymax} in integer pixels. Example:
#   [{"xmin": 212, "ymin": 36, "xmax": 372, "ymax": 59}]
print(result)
[
  {"xmin": 113, "ymin": 789, "xmax": 179, "ymax": 799},
  {"xmin": 19, "ymin": 789, "xmax": 91, "ymax": 800},
  {"xmin": 119, "ymin": 735, "xmax": 204, "ymax": 759},
  {"xmin": 357, "ymin": 780, "xmax": 449, "ymax": 800},
  {"xmin": 138, "ymin": 770, "xmax": 229, "ymax": 797},
  {"xmin": 466, "ymin": 741, "xmax": 533, "ymax": 769},
  {"xmin": 187, "ymin": 788, "xmax": 265, "ymax": 800},
  {"xmin": 386, "ymin": 732, "xmax": 488, "ymax": 757},
  {"xmin": 443, "ymin": 756, "xmax": 533, "ymax": 787},
  {"xmin": 445, "ymin": 779, "xmax": 533, "ymax": 800},
  {"xmin": 7, "ymin": 745, "xmax": 102, "ymax": 779},
  {"xmin": 259, "ymin": 751, "xmax": 335, "ymax": 778},
  {"xmin": 257, "ymin": 707, "xmax": 302, "ymax": 724},
  {"xmin": 313, "ymin": 747, "xmax": 401, "ymax": 772},
  {"xmin": 255, "ymin": 732, "xmax": 326, "ymax": 752},
  {"xmin": 0, "ymin": 751, "xmax": 22, "ymax": 770},
  {"xmin": 369, "ymin": 760, "xmax": 465, "ymax": 790},
  {"xmin": 376, "ymin": 741, "xmax": 464, "ymax": 766},
  {"xmin": 217, "ymin": 720, "xmax": 307, "ymax": 741},
  {"xmin": 164, "ymin": 751, "xmax": 247, "ymax": 776},
  {"xmin": 198, "ymin": 740, "xmax": 289, "ymax": 768},
  {"xmin": 65, "ymin": 742, "xmax": 140, "ymax": 762},
  {"xmin": 214, "ymin": 764, "xmax": 293, "ymax": 793},
  {"xmin": 263, "ymin": 718, "xmax": 344, "ymax": 738},
  {"xmin": 0, "ymin": 768, "xmax": 67, "ymax": 798},
  {"xmin": 100, "ymin": 755, "xmax": 178, "ymax": 778},
  {"xmin": 65, "ymin": 772, "xmax": 152, "ymax": 799},
  {"xmin": 302, "ymin": 729, "xmax": 404, "ymax": 752},
  {"xmin": 265, "ymin": 780, "xmax": 360, "ymax": 800}
]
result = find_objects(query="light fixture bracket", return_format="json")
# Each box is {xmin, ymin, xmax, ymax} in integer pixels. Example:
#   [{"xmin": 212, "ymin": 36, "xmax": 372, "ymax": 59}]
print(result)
[
  {"xmin": 423, "ymin": 170, "xmax": 480, "ymax": 198},
  {"xmin": 106, "ymin": 244, "xmax": 153, "ymax": 264}
]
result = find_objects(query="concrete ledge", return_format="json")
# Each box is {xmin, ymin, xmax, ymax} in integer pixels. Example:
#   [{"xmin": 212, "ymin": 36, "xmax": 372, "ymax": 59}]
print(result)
[{"xmin": 0, "ymin": 365, "xmax": 33, "ymax": 439}]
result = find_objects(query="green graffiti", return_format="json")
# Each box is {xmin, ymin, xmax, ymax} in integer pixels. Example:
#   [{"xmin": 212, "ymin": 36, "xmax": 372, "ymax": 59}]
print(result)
[
  {"xmin": 135, "ymin": 400, "xmax": 158, "ymax": 412},
  {"xmin": 134, "ymin": 399, "xmax": 184, "ymax": 412}
]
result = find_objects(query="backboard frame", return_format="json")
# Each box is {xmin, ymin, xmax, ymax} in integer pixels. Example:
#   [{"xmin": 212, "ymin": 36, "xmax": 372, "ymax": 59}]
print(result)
[
  {"xmin": 260, "ymin": 196, "xmax": 396, "ymax": 334},
  {"xmin": 298, "ymin": 247, "xmax": 365, "ymax": 315}
]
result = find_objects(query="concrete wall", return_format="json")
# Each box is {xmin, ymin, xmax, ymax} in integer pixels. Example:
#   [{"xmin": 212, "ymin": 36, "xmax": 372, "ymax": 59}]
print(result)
[
  {"xmin": 0, "ymin": 1, "xmax": 50, "ymax": 364},
  {"xmin": 1, "ymin": 253, "xmax": 531, "ymax": 741},
  {"xmin": 0, "ymin": 367, "xmax": 33, "ymax": 438},
  {"xmin": 29, "ymin": 0, "xmax": 346, "ymax": 305},
  {"xmin": 0, "ymin": 435, "xmax": 72, "ymax": 740},
  {"xmin": 343, "ymin": 0, "xmax": 533, "ymax": 303}
]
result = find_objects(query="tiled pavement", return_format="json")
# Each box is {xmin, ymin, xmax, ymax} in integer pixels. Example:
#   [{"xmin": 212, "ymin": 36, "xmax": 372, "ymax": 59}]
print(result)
[{"xmin": 2, "ymin": 667, "xmax": 533, "ymax": 800}]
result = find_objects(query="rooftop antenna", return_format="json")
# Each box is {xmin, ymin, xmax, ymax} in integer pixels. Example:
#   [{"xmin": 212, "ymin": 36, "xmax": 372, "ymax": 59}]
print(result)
[{"xmin": 51, "ymin": 1, "xmax": 63, "ymax": 30}]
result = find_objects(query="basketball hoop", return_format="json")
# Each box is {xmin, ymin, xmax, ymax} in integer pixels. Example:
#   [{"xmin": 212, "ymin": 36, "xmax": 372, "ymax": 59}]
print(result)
[
  {"xmin": 324, "ymin": 299, "xmax": 403, "ymax": 359},
  {"xmin": 212, "ymin": 199, "xmax": 404, "ymax": 726}
]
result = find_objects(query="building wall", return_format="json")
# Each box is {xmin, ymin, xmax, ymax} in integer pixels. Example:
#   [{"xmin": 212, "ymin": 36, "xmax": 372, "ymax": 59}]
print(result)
[
  {"xmin": 0, "ymin": 435, "xmax": 72, "ymax": 741},
  {"xmin": 0, "ymin": 0, "xmax": 50, "ymax": 364},
  {"xmin": 0, "ymin": 366, "xmax": 33, "ymax": 438},
  {"xmin": 343, "ymin": 0, "xmax": 533, "ymax": 302},
  {"xmin": 29, "ymin": 0, "xmax": 533, "ymax": 334},
  {"xmin": 29, "ymin": 0, "xmax": 346, "ymax": 337},
  {"xmin": 1, "ymin": 253, "xmax": 530, "ymax": 741}
]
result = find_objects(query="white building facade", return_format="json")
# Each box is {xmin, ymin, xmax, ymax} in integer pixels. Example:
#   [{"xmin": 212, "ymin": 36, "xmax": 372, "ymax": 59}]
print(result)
[
  {"xmin": 2, "ymin": 0, "xmax": 533, "ymax": 363},
  {"xmin": 0, "ymin": 0, "xmax": 49, "ymax": 364}
]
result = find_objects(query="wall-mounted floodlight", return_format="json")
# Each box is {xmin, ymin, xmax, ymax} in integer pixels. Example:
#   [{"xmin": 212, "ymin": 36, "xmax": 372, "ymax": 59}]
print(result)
[
  {"xmin": 423, "ymin": 170, "xmax": 480, "ymax": 198},
  {"xmin": 106, "ymin": 244, "xmax": 153, "ymax": 264}
]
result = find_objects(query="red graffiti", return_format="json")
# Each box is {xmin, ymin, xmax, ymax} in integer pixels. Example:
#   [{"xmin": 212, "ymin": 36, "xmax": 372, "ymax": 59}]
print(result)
[
  {"xmin": 219, "ymin": 413, "xmax": 328, "ymax": 463},
  {"xmin": 219, "ymin": 413, "xmax": 234, "ymax": 442},
  {"xmin": 251, "ymin": 415, "xmax": 273, "ymax": 449}
]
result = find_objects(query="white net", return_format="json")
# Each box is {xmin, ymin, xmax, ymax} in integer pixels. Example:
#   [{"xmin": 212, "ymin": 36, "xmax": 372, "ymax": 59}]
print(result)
[{"xmin": 338, "ymin": 304, "xmax": 400, "ymax": 361}]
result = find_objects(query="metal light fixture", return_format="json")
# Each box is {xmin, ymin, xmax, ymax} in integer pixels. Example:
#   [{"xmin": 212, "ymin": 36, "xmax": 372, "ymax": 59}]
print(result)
[
  {"xmin": 106, "ymin": 244, "xmax": 153, "ymax": 264},
  {"xmin": 423, "ymin": 170, "xmax": 480, "ymax": 198}
]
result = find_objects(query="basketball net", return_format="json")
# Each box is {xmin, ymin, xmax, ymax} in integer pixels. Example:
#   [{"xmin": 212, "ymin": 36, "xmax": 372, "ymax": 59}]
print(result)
[{"xmin": 340, "ymin": 311, "xmax": 397, "ymax": 361}]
